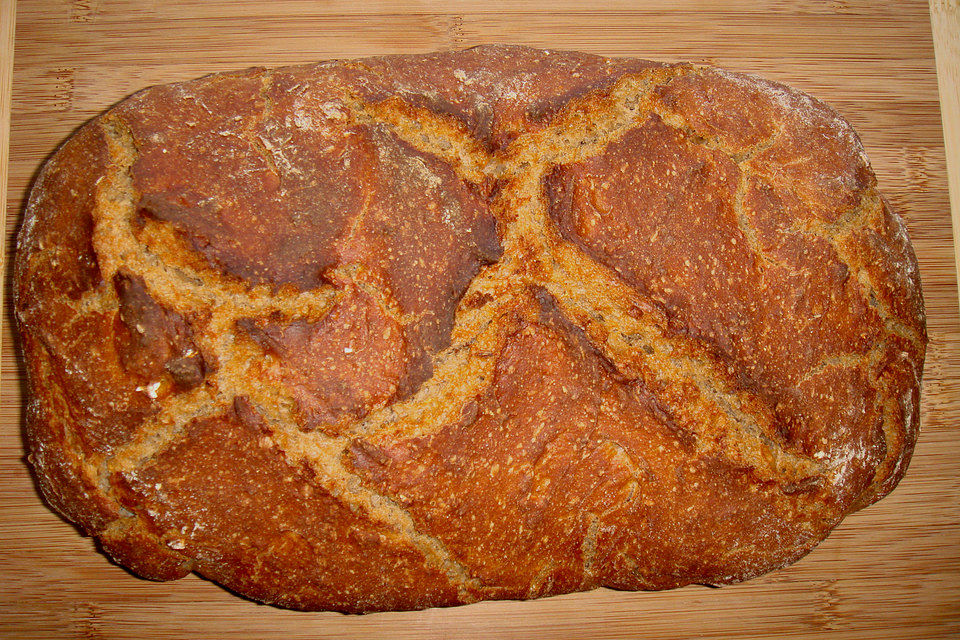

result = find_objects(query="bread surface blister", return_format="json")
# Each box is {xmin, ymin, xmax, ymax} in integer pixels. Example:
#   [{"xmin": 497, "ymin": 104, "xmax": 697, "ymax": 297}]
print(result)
[{"xmin": 14, "ymin": 45, "xmax": 926, "ymax": 613}]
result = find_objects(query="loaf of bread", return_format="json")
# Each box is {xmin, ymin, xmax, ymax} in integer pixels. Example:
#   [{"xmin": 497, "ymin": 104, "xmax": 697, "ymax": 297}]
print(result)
[{"xmin": 14, "ymin": 45, "xmax": 926, "ymax": 613}]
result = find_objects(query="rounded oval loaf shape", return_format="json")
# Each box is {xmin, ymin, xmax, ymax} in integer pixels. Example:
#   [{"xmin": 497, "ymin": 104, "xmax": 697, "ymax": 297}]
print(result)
[{"xmin": 14, "ymin": 45, "xmax": 926, "ymax": 613}]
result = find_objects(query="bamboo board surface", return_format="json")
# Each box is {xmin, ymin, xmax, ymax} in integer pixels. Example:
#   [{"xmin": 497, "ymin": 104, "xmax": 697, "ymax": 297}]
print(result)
[{"xmin": 2, "ymin": 1, "xmax": 959, "ymax": 638}]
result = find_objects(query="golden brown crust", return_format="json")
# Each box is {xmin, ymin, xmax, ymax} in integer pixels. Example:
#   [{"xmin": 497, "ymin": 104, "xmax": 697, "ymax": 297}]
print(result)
[{"xmin": 14, "ymin": 45, "xmax": 926, "ymax": 613}]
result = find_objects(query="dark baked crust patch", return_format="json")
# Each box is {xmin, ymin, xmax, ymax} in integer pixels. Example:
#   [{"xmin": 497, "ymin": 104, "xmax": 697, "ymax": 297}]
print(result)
[{"xmin": 14, "ymin": 45, "xmax": 926, "ymax": 613}]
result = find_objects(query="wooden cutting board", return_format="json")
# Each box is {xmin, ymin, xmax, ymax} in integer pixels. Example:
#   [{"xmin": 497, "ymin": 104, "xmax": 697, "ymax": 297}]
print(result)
[{"xmin": 2, "ymin": 1, "xmax": 959, "ymax": 638}]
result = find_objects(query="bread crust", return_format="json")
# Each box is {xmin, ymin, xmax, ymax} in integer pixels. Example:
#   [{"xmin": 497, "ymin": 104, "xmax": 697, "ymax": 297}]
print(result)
[{"xmin": 14, "ymin": 45, "xmax": 926, "ymax": 612}]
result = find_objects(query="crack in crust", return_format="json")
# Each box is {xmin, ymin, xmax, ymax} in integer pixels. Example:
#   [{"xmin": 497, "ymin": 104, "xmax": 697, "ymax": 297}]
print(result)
[
  {"xmin": 16, "ymin": 50, "xmax": 926, "ymax": 611},
  {"xmin": 539, "ymin": 243, "xmax": 823, "ymax": 486}
]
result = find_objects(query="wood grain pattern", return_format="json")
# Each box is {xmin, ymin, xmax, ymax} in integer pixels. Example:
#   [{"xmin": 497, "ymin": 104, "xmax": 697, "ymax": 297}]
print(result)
[
  {"xmin": 0, "ymin": 0, "xmax": 14, "ymax": 323},
  {"xmin": 930, "ymin": 0, "xmax": 960, "ymax": 308},
  {"xmin": 2, "ymin": 1, "xmax": 958, "ymax": 637}
]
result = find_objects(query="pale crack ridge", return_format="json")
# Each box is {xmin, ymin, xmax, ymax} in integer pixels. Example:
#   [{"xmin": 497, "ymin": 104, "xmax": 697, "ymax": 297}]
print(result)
[
  {"xmin": 346, "ymin": 95, "xmax": 493, "ymax": 185},
  {"xmin": 264, "ymin": 422, "xmax": 486, "ymax": 598},
  {"xmin": 104, "ymin": 386, "xmax": 223, "ymax": 477},
  {"xmin": 782, "ymin": 336, "xmax": 914, "ymax": 512},
  {"xmin": 542, "ymin": 241, "xmax": 821, "ymax": 487},
  {"xmin": 353, "ymin": 270, "xmax": 515, "ymax": 444},
  {"xmin": 500, "ymin": 68, "xmax": 687, "ymax": 173},
  {"xmin": 795, "ymin": 189, "xmax": 925, "ymax": 353}
]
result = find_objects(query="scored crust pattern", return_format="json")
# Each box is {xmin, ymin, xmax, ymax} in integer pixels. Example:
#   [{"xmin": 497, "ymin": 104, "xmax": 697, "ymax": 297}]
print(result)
[{"xmin": 14, "ymin": 46, "xmax": 926, "ymax": 612}]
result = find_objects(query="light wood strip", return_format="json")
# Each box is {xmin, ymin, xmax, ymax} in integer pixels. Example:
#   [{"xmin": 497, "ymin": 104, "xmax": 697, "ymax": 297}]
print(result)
[
  {"xmin": 930, "ymin": 0, "xmax": 960, "ymax": 309},
  {"xmin": 0, "ymin": 0, "xmax": 15, "ymax": 394}
]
